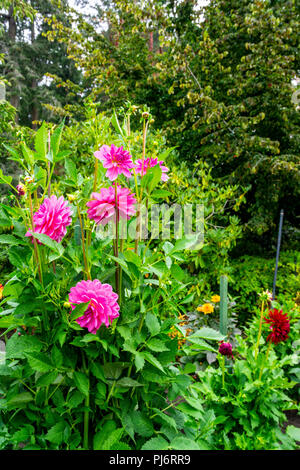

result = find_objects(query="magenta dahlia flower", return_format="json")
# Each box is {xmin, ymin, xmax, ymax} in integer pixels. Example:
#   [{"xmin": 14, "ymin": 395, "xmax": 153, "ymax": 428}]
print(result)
[
  {"xmin": 94, "ymin": 144, "xmax": 134, "ymax": 181},
  {"xmin": 68, "ymin": 279, "xmax": 120, "ymax": 333},
  {"xmin": 218, "ymin": 341, "xmax": 233, "ymax": 358},
  {"xmin": 264, "ymin": 308, "xmax": 290, "ymax": 344},
  {"xmin": 25, "ymin": 195, "xmax": 72, "ymax": 243},
  {"xmin": 134, "ymin": 157, "xmax": 169, "ymax": 182},
  {"xmin": 86, "ymin": 185, "xmax": 136, "ymax": 225}
]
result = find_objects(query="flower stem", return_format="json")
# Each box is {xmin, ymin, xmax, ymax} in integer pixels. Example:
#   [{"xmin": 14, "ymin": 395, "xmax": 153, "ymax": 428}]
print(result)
[
  {"xmin": 28, "ymin": 192, "xmax": 43, "ymax": 286},
  {"xmin": 76, "ymin": 203, "xmax": 90, "ymax": 280},
  {"xmin": 114, "ymin": 183, "xmax": 120, "ymax": 296},
  {"xmin": 258, "ymin": 341, "xmax": 272, "ymax": 381},
  {"xmin": 255, "ymin": 300, "xmax": 265, "ymax": 360},
  {"xmin": 81, "ymin": 351, "xmax": 90, "ymax": 450}
]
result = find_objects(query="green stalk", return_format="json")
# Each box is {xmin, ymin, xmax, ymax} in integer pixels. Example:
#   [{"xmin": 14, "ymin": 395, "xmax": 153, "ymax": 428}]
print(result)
[
  {"xmin": 28, "ymin": 192, "xmax": 43, "ymax": 286},
  {"xmin": 76, "ymin": 203, "xmax": 90, "ymax": 280},
  {"xmin": 258, "ymin": 341, "xmax": 272, "ymax": 381},
  {"xmin": 255, "ymin": 300, "xmax": 265, "ymax": 360},
  {"xmin": 114, "ymin": 182, "xmax": 120, "ymax": 296}
]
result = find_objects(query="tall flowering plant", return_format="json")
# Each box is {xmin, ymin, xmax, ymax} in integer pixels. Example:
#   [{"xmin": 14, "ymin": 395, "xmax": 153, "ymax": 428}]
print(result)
[{"xmin": 0, "ymin": 109, "xmax": 213, "ymax": 451}]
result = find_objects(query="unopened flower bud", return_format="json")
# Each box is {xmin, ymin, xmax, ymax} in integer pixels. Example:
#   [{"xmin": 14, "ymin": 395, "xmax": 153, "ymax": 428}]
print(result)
[
  {"xmin": 24, "ymin": 175, "xmax": 34, "ymax": 184},
  {"xmin": 67, "ymin": 193, "xmax": 77, "ymax": 202},
  {"xmin": 64, "ymin": 301, "xmax": 71, "ymax": 308},
  {"xmin": 16, "ymin": 183, "xmax": 26, "ymax": 196},
  {"xmin": 142, "ymin": 111, "xmax": 150, "ymax": 119}
]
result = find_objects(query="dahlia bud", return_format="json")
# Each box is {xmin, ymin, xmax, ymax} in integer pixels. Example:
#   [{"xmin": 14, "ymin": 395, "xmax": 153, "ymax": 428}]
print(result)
[
  {"xmin": 67, "ymin": 193, "xmax": 77, "ymax": 202},
  {"xmin": 63, "ymin": 301, "xmax": 71, "ymax": 308},
  {"xmin": 142, "ymin": 111, "xmax": 150, "ymax": 119},
  {"xmin": 218, "ymin": 341, "xmax": 233, "ymax": 358},
  {"xmin": 24, "ymin": 175, "xmax": 34, "ymax": 184},
  {"xmin": 16, "ymin": 183, "xmax": 26, "ymax": 196}
]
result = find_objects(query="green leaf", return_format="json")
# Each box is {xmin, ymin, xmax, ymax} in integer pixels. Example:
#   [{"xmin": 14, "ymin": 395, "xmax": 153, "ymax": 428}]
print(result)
[
  {"xmin": 36, "ymin": 371, "xmax": 59, "ymax": 387},
  {"xmin": 20, "ymin": 142, "xmax": 34, "ymax": 167},
  {"xmin": 286, "ymin": 425, "xmax": 300, "ymax": 441},
  {"xmin": 116, "ymin": 377, "xmax": 144, "ymax": 387},
  {"xmin": 51, "ymin": 120, "xmax": 65, "ymax": 158},
  {"xmin": 134, "ymin": 352, "xmax": 145, "ymax": 372},
  {"xmin": 93, "ymin": 420, "xmax": 117, "ymax": 450},
  {"xmin": 30, "ymin": 232, "xmax": 64, "ymax": 255},
  {"xmin": 141, "ymin": 436, "xmax": 169, "ymax": 450},
  {"xmin": 65, "ymin": 158, "xmax": 77, "ymax": 183},
  {"xmin": 185, "ymin": 337, "xmax": 217, "ymax": 352},
  {"xmin": 131, "ymin": 410, "xmax": 154, "ymax": 437},
  {"xmin": 6, "ymin": 334, "xmax": 43, "ymax": 359},
  {"xmin": 45, "ymin": 421, "xmax": 68, "ymax": 445},
  {"xmin": 73, "ymin": 371, "xmax": 89, "ymax": 396},
  {"xmin": 26, "ymin": 352, "xmax": 54, "ymax": 373},
  {"xmin": 145, "ymin": 312, "xmax": 161, "ymax": 336},
  {"xmin": 7, "ymin": 392, "xmax": 33, "ymax": 408},
  {"xmin": 0, "ymin": 234, "xmax": 22, "ymax": 245},
  {"xmin": 170, "ymin": 436, "xmax": 201, "ymax": 450},
  {"xmin": 35, "ymin": 122, "xmax": 48, "ymax": 159},
  {"xmin": 147, "ymin": 339, "xmax": 170, "ymax": 352},
  {"xmin": 143, "ymin": 352, "xmax": 165, "ymax": 373},
  {"xmin": 189, "ymin": 327, "xmax": 225, "ymax": 342},
  {"xmin": 103, "ymin": 362, "xmax": 129, "ymax": 379},
  {"xmin": 0, "ymin": 168, "xmax": 13, "ymax": 185},
  {"xmin": 170, "ymin": 235, "xmax": 200, "ymax": 253},
  {"xmin": 151, "ymin": 189, "xmax": 172, "ymax": 199},
  {"xmin": 142, "ymin": 164, "xmax": 162, "ymax": 193},
  {"xmin": 70, "ymin": 302, "xmax": 90, "ymax": 322}
]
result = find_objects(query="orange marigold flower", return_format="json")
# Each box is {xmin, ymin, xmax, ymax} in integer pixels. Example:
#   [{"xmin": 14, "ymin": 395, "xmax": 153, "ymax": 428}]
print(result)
[
  {"xmin": 211, "ymin": 295, "xmax": 220, "ymax": 303},
  {"xmin": 201, "ymin": 303, "xmax": 214, "ymax": 314},
  {"xmin": 0, "ymin": 284, "xmax": 3, "ymax": 300}
]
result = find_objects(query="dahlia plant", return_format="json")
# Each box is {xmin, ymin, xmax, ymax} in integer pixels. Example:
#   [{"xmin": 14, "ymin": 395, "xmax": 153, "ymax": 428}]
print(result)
[{"xmin": 0, "ymin": 112, "xmax": 225, "ymax": 450}]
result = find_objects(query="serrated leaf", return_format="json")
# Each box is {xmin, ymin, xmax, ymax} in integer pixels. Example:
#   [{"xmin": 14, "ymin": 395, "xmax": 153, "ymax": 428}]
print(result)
[
  {"xmin": 147, "ymin": 339, "xmax": 170, "ymax": 352},
  {"xmin": 45, "ymin": 421, "xmax": 68, "ymax": 445},
  {"xmin": 170, "ymin": 436, "xmax": 201, "ymax": 450},
  {"xmin": 116, "ymin": 377, "xmax": 143, "ymax": 387},
  {"xmin": 141, "ymin": 436, "xmax": 169, "ymax": 450},
  {"xmin": 145, "ymin": 312, "xmax": 160, "ymax": 336},
  {"xmin": 26, "ymin": 352, "xmax": 54, "ymax": 373},
  {"xmin": 131, "ymin": 410, "xmax": 154, "ymax": 437},
  {"xmin": 35, "ymin": 122, "xmax": 48, "ymax": 159},
  {"xmin": 73, "ymin": 371, "xmax": 89, "ymax": 396},
  {"xmin": 143, "ymin": 352, "xmax": 165, "ymax": 373},
  {"xmin": 70, "ymin": 302, "xmax": 90, "ymax": 322},
  {"xmin": 189, "ymin": 327, "xmax": 225, "ymax": 342},
  {"xmin": 7, "ymin": 392, "xmax": 33, "ymax": 408}
]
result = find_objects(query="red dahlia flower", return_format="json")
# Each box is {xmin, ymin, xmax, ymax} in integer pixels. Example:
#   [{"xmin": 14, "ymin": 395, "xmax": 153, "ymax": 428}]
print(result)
[
  {"xmin": 218, "ymin": 341, "xmax": 233, "ymax": 358},
  {"xmin": 263, "ymin": 308, "xmax": 290, "ymax": 344}
]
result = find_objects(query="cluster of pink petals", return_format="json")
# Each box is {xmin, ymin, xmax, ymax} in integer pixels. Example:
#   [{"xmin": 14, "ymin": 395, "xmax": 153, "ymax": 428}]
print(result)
[
  {"xmin": 68, "ymin": 279, "xmax": 120, "ymax": 333},
  {"xmin": 86, "ymin": 185, "xmax": 136, "ymax": 225},
  {"xmin": 25, "ymin": 195, "xmax": 72, "ymax": 243},
  {"xmin": 94, "ymin": 144, "xmax": 134, "ymax": 181},
  {"xmin": 134, "ymin": 157, "xmax": 169, "ymax": 182}
]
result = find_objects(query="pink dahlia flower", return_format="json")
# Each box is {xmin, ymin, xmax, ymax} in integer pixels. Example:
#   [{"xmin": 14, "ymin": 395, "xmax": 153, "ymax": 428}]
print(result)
[
  {"xmin": 94, "ymin": 144, "xmax": 134, "ymax": 181},
  {"xmin": 25, "ymin": 195, "xmax": 72, "ymax": 243},
  {"xmin": 134, "ymin": 157, "xmax": 169, "ymax": 182},
  {"xmin": 86, "ymin": 185, "xmax": 136, "ymax": 225},
  {"xmin": 68, "ymin": 279, "xmax": 120, "ymax": 333}
]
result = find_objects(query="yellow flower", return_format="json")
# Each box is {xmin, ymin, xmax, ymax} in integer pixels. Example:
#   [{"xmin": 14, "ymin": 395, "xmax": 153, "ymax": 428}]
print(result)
[
  {"xmin": 211, "ymin": 295, "xmax": 220, "ymax": 303},
  {"xmin": 201, "ymin": 303, "xmax": 214, "ymax": 314},
  {"xmin": 196, "ymin": 306, "xmax": 204, "ymax": 312},
  {"xmin": 0, "ymin": 283, "xmax": 3, "ymax": 300}
]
